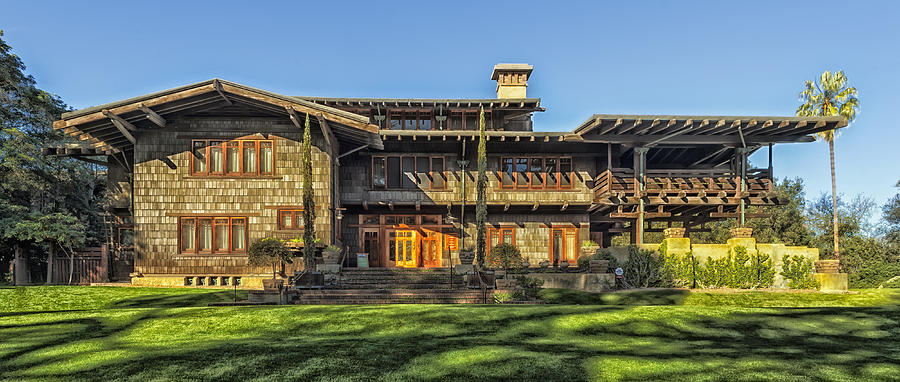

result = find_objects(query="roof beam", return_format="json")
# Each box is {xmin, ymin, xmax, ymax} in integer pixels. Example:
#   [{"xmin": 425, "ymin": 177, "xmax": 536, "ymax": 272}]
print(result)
[
  {"xmin": 138, "ymin": 103, "xmax": 166, "ymax": 127},
  {"xmin": 213, "ymin": 79, "xmax": 233, "ymax": 106},
  {"xmin": 100, "ymin": 110, "xmax": 136, "ymax": 144}
]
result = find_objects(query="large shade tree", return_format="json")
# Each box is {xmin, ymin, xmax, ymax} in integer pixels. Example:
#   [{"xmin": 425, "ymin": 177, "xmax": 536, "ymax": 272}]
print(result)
[
  {"xmin": 796, "ymin": 70, "xmax": 859, "ymax": 263},
  {"xmin": 1, "ymin": 30, "xmax": 104, "ymax": 284}
]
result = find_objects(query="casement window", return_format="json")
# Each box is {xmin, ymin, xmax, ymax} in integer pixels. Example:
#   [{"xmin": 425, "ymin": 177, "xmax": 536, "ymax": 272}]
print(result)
[
  {"xmin": 549, "ymin": 227, "xmax": 578, "ymax": 264},
  {"xmin": 386, "ymin": 110, "xmax": 435, "ymax": 130},
  {"xmin": 447, "ymin": 110, "xmax": 491, "ymax": 130},
  {"xmin": 487, "ymin": 227, "xmax": 516, "ymax": 254},
  {"xmin": 179, "ymin": 217, "xmax": 247, "ymax": 254},
  {"xmin": 371, "ymin": 155, "xmax": 446, "ymax": 190},
  {"xmin": 191, "ymin": 139, "xmax": 275, "ymax": 176},
  {"xmin": 278, "ymin": 209, "xmax": 304, "ymax": 230},
  {"xmin": 499, "ymin": 156, "xmax": 574, "ymax": 190}
]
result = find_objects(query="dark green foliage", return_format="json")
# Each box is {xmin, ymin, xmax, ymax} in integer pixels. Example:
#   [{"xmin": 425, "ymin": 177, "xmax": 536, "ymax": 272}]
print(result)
[
  {"xmin": 486, "ymin": 243, "xmax": 522, "ymax": 271},
  {"xmin": 749, "ymin": 252, "xmax": 776, "ymax": 288},
  {"xmin": 781, "ymin": 255, "xmax": 820, "ymax": 290},
  {"xmin": 300, "ymin": 113, "xmax": 316, "ymax": 270},
  {"xmin": 1, "ymin": 31, "xmax": 104, "ymax": 282},
  {"xmin": 247, "ymin": 238, "xmax": 293, "ymax": 279},
  {"xmin": 661, "ymin": 251, "xmax": 703, "ymax": 289},
  {"xmin": 849, "ymin": 262, "xmax": 900, "ymax": 288},
  {"xmin": 474, "ymin": 107, "xmax": 487, "ymax": 269},
  {"xmin": 513, "ymin": 275, "xmax": 544, "ymax": 300},
  {"xmin": 620, "ymin": 246, "xmax": 668, "ymax": 289}
]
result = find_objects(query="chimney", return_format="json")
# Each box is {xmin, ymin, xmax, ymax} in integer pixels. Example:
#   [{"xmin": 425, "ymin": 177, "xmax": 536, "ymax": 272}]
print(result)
[{"xmin": 491, "ymin": 63, "xmax": 533, "ymax": 99}]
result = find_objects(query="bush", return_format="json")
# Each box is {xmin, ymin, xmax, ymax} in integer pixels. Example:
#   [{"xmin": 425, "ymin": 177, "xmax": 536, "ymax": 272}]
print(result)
[
  {"xmin": 486, "ymin": 243, "xmax": 523, "ymax": 271},
  {"xmin": 662, "ymin": 251, "xmax": 703, "ymax": 289},
  {"xmin": 849, "ymin": 262, "xmax": 900, "ymax": 288},
  {"xmin": 247, "ymin": 238, "xmax": 293, "ymax": 278},
  {"xmin": 514, "ymin": 275, "xmax": 544, "ymax": 300},
  {"xmin": 620, "ymin": 246, "xmax": 669, "ymax": 289},
  {"xmin": 781, "ymin": 255, "xmax": 820, "ymax": 290},
  {"xmin": 749, "ymin": 252, "xmax": 776, "ymax": 288},
  {"xmin": 493, "ymin": 290, "xmax": 514, "ymax": 304}
]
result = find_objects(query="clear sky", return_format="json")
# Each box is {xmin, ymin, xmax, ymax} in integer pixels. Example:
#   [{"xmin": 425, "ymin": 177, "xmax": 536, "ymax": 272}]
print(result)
[{"xmin": 2, "ymin": 0, "xmax": 898, "ymax": 208}]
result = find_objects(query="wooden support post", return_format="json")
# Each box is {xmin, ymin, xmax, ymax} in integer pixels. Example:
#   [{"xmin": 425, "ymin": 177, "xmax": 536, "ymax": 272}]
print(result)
[
  {"xmin": 634, "ymin": 147, "xmax": 649, "ymax": 245},
  {"xmin": 138, "ymin": 103, "xmax": 166, "ymax": 127}
]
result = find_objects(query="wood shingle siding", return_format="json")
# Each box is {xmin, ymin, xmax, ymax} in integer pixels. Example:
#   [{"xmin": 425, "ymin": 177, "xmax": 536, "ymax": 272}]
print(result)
[{"xmin": 133, "ymin": 117, "xmax": 333, "ymax": 276}]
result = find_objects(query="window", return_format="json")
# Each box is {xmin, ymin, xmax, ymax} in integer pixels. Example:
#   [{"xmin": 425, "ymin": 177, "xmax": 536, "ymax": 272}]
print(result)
[
  {"xmin": 191, "ymin": 140, "xmax": 275, "ymax": 177},
  {"xmin": 499, "ymin": 156, "xmax": 574, "ymax": 190},
  {"xmin": 278, "ymin": 209, "xmax": 304, "ymax": 230},
  {"xmin": 372, "ymin": 155, "xmax": 446, "ymax": 190},
  {"xmin": 179, "ymin": 217, "xmax": 247, "ymax": 254},
  {"xmin": 488, "ymin": 227, "xmax": 516, "ymax": 254}
]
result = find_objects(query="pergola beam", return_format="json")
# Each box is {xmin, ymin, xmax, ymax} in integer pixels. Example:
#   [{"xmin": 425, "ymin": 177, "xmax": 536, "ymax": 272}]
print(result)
[{"xmin": 138, "ymin": 103, "xmax": 166, "ymax": 127}]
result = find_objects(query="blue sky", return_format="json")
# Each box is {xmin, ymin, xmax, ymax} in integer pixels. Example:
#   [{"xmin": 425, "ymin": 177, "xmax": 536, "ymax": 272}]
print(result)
[{"xmin": 2, "ymin": 1, "xmax": 898, "ymax": 208}]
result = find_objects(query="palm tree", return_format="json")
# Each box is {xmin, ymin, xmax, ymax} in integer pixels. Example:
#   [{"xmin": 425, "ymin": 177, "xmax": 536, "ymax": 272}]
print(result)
[{"xmin": 796, "ymin": 70, "xmax": 859, "ymax": 263}]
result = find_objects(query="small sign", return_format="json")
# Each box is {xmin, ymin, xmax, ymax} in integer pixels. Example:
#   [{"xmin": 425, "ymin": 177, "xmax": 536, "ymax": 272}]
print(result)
[
  {"xmin": 614, "ymin": 267, "xmax": 624, "ymax": 279},
  {"xmin": 356, "ymin": 253, "xmax": 369, "ymax": 268}
]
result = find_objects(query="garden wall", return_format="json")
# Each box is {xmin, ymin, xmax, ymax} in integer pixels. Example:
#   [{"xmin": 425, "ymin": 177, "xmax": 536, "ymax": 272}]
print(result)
[{"xmin": 607, "ymin": 237, "xmax": 824, "ymax": 289}]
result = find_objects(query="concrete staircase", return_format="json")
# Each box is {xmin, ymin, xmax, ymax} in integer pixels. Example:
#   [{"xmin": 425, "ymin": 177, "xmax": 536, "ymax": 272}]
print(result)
[{"xmin": 293, "ymin": 268, "xmax": 491, "ymax": 304}]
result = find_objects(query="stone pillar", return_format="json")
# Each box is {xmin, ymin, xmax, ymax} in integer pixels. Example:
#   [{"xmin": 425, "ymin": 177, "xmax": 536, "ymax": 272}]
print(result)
[
  {"xmin": 13, "ymin": 243, "xmax": 30, "ymax": 286},
  {"xmin": 661, "ymin": 228, "xmax": 691, "ymax": 255}
]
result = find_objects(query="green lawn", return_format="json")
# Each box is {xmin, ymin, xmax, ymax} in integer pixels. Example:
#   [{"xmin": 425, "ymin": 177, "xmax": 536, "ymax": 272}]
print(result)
[{"xmin": 1, "ymin": 287, "xmax": 899, "ymax": 381}]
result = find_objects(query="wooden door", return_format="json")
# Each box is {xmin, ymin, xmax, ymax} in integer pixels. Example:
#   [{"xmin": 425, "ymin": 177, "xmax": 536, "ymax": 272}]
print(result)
[
  {"xmin": 421, "ymin": 229, "xmax": 441, "ymax": 268},
  {"xmin": 395, "ymin": 230, "xmax": 418, "ymax": 268},
  {"xmin": 361, "ymin": 229, "xmax": 381, "ymax": 267},
  {"xmin": 549, "ymin": 228, "xmax": 578, "ymax": 265}
]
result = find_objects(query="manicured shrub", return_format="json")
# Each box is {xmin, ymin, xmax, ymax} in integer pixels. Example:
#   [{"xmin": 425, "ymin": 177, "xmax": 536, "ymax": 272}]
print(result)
[
  {"xmin": 486, "ymin": 243, "xmax": 523, "ymax": 271},
  {"xmin": 849, "ymin": 262, "xmax": 900, "ymax": 288},
  {"xmin": 749, "ymin": 252, "xmax": 776, "ymax": 288},
  {"xmin": 247, "ymin": 238, "xmax": 293, "ymax": 279},
  {"xmin": 620, "ymin": 246, "xmax": 669, "ymax": 288},
  {"xmin": 781, "ymin": 255, "xmax": 820, "ymax": 290},
  {"xmin": 493, "ymin": 290, "xmax": 514, "ymax": 304}
]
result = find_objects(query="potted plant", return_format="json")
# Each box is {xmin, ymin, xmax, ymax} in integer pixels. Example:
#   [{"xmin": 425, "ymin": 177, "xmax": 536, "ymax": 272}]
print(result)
[
  {"xmin": 323, "ymin": 245, "xmax": 342, "ymax": 265},
  {"xmin": 522, "ymin": 258, "xmax": 531, "ymax": 269},
  {"xmin": 539, "ymin": 260, "xmax": 550, "ymax": 269},
  {"xmin": 581, "ymin": 240, "xmax": 600, "ymax": 259},
  {"xmin": 247, "ymin": 238, "xmax": 293, "ymax": 291},
  {"xmin": 560, "ymin": 260, "xmax": 570, "ymax": 270}
]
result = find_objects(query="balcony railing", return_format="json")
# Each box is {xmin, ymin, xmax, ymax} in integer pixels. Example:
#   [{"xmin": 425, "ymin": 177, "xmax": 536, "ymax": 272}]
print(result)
[{"xmin": 593, "ymin": 167, "xmax": 773, "ymax": 199}]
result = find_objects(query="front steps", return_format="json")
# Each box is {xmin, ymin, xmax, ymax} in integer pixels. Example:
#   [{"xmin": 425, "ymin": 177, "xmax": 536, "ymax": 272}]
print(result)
[{"xmin": 293, "ymin": 267, "xmax": 487, "ymax": 304}]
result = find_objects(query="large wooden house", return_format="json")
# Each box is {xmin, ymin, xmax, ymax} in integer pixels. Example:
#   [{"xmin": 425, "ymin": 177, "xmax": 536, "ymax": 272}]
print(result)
[{"xmin": 47, "ymin": 64, "xmax": 844, "ymax": 287}]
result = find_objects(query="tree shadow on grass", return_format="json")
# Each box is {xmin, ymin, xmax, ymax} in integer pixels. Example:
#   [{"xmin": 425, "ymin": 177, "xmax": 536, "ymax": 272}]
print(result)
[
  {"xmin": 104, "ymin": 290, "xmax": 249, "ymax": 309},
  {"xmin": 1, "ymin": 299, "xmax": 899, "ymax": 381}
]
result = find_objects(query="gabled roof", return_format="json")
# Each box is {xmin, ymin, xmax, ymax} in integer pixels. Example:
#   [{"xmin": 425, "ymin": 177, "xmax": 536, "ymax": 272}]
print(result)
[{"xmin": 53, "ymin": 79, "xmax": 382, "ymax": 153}]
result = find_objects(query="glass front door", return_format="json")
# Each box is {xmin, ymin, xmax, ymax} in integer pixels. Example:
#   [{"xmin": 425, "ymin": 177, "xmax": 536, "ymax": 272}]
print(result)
[{"xmin": 395, "ymin": 230, "xmax": 418, "ymax": 268}]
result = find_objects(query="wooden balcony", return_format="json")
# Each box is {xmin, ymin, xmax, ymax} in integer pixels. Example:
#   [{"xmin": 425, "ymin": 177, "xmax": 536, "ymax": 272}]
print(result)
[{"xmin": 593, "ymin": 167, "xmax": 774, "ymax": 204}]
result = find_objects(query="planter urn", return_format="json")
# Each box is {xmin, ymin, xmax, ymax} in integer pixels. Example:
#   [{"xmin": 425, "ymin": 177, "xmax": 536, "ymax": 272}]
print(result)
[
  {"xmin": 459, "ymin": 250, "xmax": 475, "ymax": 265},
  {"xmin": 560, "ymin": 260, "xmax": 570, "ymax": 270},
  {"xmin": 815, "ymin": 260, "xmax": 840, "ymax": 274},
  {"xmin": 730, "ymin": 227, "xmax": 754, "ymax": 239},
  {"xmin": 589, "ymin": 259, "xmax": 610, "ymax": 274},
  {"xmin": 663, "ymin": 228, "xmax": 686, "ymax": 239}
]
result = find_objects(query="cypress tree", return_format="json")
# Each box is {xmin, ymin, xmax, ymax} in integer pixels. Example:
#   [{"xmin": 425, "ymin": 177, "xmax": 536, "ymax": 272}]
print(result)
[
  {"xmin": 301, "ymin": 113, "xmax": 317, "ymax": 270},
  {"xmin": 475, "ymin": 107, "xmax": 487, "ymax": 269}
]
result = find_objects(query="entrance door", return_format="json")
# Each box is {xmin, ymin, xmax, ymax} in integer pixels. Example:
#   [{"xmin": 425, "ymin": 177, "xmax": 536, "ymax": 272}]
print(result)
[
  {"xmin": 550, "ymin": 228, "xmax": 578, "ymax": 265},
  {"xmin": 362, "ymin": 229, "xmax": 380, "ymax": 267},
  {"xmin": 421, "ymin": 229, "xmax": 441, "ymax": 267},
  {"xmin": 395, "ymin": 230, "xmax": 418, "ymax": 268}
]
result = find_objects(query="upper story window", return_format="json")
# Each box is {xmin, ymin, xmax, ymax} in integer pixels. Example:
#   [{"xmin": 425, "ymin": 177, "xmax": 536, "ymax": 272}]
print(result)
[
  {"xmin": 500, "ymin": 156, "xmax": 573, "ymax": 190},
  {"xmin": 387, "ymin": 110, "xmax": 434, "ymax": 131},
  {"xmin": 179, "ymin": 216, "xmax": 246, "ymax": 254},
  {"xmin": 192, "ymin": 139, "xmax": 274, "ymax": 176},
  {"xmin": 278, "ymin": 209, "xmax": 304, "ymax": 230},
  {"xmin": 371, "ymin": 155, "xmax": 445, "ymax": 190},
  {"xmin": 448, "ymin": 110, "xmax": 491, "ymax": 130}
]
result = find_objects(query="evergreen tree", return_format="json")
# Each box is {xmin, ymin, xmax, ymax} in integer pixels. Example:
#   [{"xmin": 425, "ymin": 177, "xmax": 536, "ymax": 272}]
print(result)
[
  {"xmin": 474, "ymin": 107, "xmax": 487, "ymax": 269},
  {"xmin": 301, "ymin": 113, "xmax": 316, "ymax": 270}
]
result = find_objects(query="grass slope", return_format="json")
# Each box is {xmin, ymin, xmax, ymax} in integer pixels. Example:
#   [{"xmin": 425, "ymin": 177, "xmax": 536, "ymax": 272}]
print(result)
[{"xmin": 1, "ymin": 287, "xmax": 898, "ymax": 381}]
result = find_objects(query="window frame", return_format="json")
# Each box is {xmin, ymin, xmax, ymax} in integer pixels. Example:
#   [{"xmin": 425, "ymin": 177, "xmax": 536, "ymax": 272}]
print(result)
[
  {"xmin": 178, "ymin": 216, "xmax": 248, "ymax": 254},
  {"xmin": 371, "ymin": 155, "xmax": 447, "ymax": 190},
  {"xmin": 549, "ymin": 227, "xmax": 579, "ymax": 264},
  {"xmin": 277, "ymin": 209, "xmax": 305, "ymax": 230},
  {"xmin": 190, "ymin": 139, "xmax": 276, "ymax": 177},
  {"xmin": 487, "ymin": 226, "xmax": 516, "ymax": 254},
  {"xmin": 498, "ymin": 156, "xmax": 574, "ymax": 190}
]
